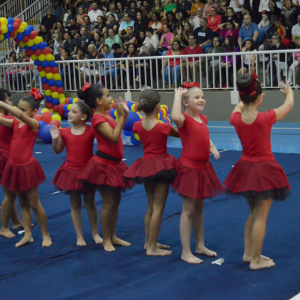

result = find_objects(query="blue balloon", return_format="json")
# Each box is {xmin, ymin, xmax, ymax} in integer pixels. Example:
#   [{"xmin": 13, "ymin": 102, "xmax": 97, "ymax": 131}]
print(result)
[
  {"xmin": 41, "ymin": 77, "xmax": 48, "ymax": 84},
  {"xmin": 45, "ymin": 96, "xmax": 53, "ymax": 103},
  {"xmin": 7, "ymin": 18, "xmax": 14, "ymax": 25},
  {"xmin": 4, "ymin": 33, "xmax": 9, "ymax": 39},
  {"xmin": 39, "ymin": 42, "xmax": 47, "ymax": 49},
  {"xmin": 55, "ymin": 80, "xmax": 63, "ymax": 87},
  {"xmin": 126, "ymin": 101, "xmax": 134, "ymax": 109},
  {"xmin": 38, "ymin": 121, "xmax": 47, "ymax": 136},
  {"xmin": 40, "ymin": 125, "xmax": 52, "ymax": 143},
  {"xmin": 31, "ymin": 44, "xmax": 38, "ymax": 51},
  {"xmin": 48, "ymin": 79, "xmax": 56, "ymax": 86},
  {"xmin": 69, "ymin": 98, "xmax": 73, "ymax": 104},
  {"xmin": 24, "ymin": 28, "xmax": 31, "ymax": 36},
  {"xmin": 34, "ymin": 60, "xmax": 41, "ymax": 66},
  {"xmin": 49, "ymin": 61, "xmax": 57, "ymax": 68},
  {"xmin": 64, "ymin": 112, "xmax": 69, "ymax": 118},
  {"xmin": 124, "ymin": 111, "xmax": 140, "ymax": 132},
  {"xmin": 63, "ymin": 104, "xmax": 69, "ymax": 111},
  {"xmin": 16, "ymin": 33, "xmax": 24, "ymax": 41},
  {"xmin": 27, "ymin": 25, "xmax": 34, "ymax": 31},
  {"xmin": 7, "ymin": 25, "xmax": 14, "ymax": 33},
  {"xmin": 109, "ymin": 109, "xmax": 116, "ymax": 118},
  {"xmin": 24, "ymin": 45, "xmax": 30, "ymax": 50},
  {"xmin": 123, "ymin": 130, "xmax": 134, "ymax": 136},
  {"xmin": 130, "ymin": 135, "xmax": 140, "ymax": 146},
  {"xmin": 52, "ymin": 98, "xmax": 59, "ymax": 105},
  {"xmin": 41, "ymin": 60, "xmax": 49, "ymax": 68}
]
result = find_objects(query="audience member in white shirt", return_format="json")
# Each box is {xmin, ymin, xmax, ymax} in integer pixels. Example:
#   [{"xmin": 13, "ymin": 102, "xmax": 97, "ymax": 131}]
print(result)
[
  {"xmin": 229, "ymin": 0, "xmax": 244, "ymax": 13},
  {"xmin": 88, "ymin": 1, "xmax": 103, "ymax": 23}
]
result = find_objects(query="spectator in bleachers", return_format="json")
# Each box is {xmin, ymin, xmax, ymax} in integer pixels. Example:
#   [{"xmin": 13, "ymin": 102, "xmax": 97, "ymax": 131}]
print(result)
[
  {"xmin": 144, "ymin": 28, "xmax": 160, "ymax": 52},
  {"xmin": 102, "ymin": 44, "xmax": 116, "ymax": 84},
  {"xmin": 121, "ymin": 43, "xmax": 138, "ymax": 88},
  {"xmin": 55, "ymin": 21, "xmax": 67, "ymax": 35},
  {"xmin": 190, "ymin": 0, "xmax": 204, "ymax": 17},
  {"xmin": 177, "ymin": 10, "xmax": 190, "ymax": 31},
  {"xmin": 80, "ymin": 44, "xmax": 99, "ymax": 85},
  {"xmin": 177, "ymin": 0, "xmax": 192, "ymax": 14},
  {"xmin": 293, "ymin": 0, "xmax": 300, "ymax": 6},
  {"xmin": 60, "ymin": 48, "xmax": 74, "ymax": 89},
  {"xmin": 181, "ymin": 34, "xmax": 204, "ymax": 81},
  {"xmin": 94, "ymin": 16, "xmax": 107, "ymax": 37},
  {"xmin": 93, "ymin": 33, "xmax": 102, "ymax": 50},
  {"xmin": 218, "ymin": 0, "xmax": 231, "ymax": 20},
  {"xmin": 218, "ymin": 20, "xmax": 239, "ymax": 42},
  {"xmin": 134, "ymin": 11, "xmax": 149, "ymax": 33},
  {"xmin": 178, "ymin": 22, "xmax": 193, "ymax": 47},
  {"xmin": 290, "ymin": 14, "xmax": 300, "ymax": 48},
  {"xmin": 163, "ymin": 41, "xmax": 183, "ymax": 88},
  {"xmin": 63, "ymin": 8, "xmax": 73, "ymax": 27},
  {"xmin": 207, "ymin": 36, "xmax": 224, "ymax": 88},
  {"xmin": 151, "ymin": 0, "xmax": 164, "ymax": 18},
  {"xmin": 88, "ymin": 1, "xmax": 103, "ymax": 24},
  {"xmin": 52, "ymin": 0, "xmax": 62, "ymax": 21},
  {"xmin": 165, "ymin": 12, "xmax": 179, "ymax": 34},
  {"xmin": 190, "ymin": 7, "xmax": 203, "ymax": 30},
  {"xmin": 148, "ymin": 12, "xmax": 164, "ymax": 37},
  {"xmin": 74, "ymin": 0, "xmax": 87, "ymax": 13},
  {"xmin": 76, "ymin": 6, "xmax": 88, "ymax": 25},
  {"xmin": 64, "ymin": 32, "xmax": 78, "ymax": 57},
  {"xmin": 64, "ymin": 0, "xmax": 77, "ymax": 15},
  {"xmin": 224, "ymin": 7, "xmax": 239, "ymax": 28},
  {"xmin": 203, "ymin": 0, "xmax": 218, "ymax": 17},
  {"xmin": 106, "ymin": 2, "xmax": 119, "ymax": 21},
  {"xmin": 281, "ymin": 0, "xmax": 295, "ymax": 28},
  {"xmin": 105, "ymin": 28, "xmax": 123, "ymax": 50},
  {"xmin": 164, "ymin": 0, "xmax": 177, "ymax": 18},
  {"xmin": 124, "ymin": 26, "xmax": 138, "ymax": 47},
  {"xmin": 288, "ymin": 50, "xmax": 300, "ymax": 85},
  {"xmin": 77, "ymin": 26, "xmax": 93, "ymax": 52},
  {"xmin": 274, "ymin": 18, "xmax": 291, "ymax": 47},
  {"xmin": 159, "ymin": 24, "xmax": 175, "ymax": 51},
  {"xmin": 268, "ymin": 1, "xmax": 282, "ymax": 18},
  {"xmin": 106, "ymin": 14, "xmax": 119, "ymax": 33},
  {"xmin": 141, "ymin": 0, "xmax": 152, "ymax": 20},
  {"xmin": 258, "ymin": 11, "xmax": 270, "ymax": 29},
  {"xmin": 117, "ymin": 2, "xmax": 129, "ymax": 22},
  {"xmin": 237, "ymin": 4, "xmax": 251, "ymax": 28},
  {"xmin": 267, "ymin": 34, "xmax": 287, "ymax": 86},
  {"xmin": 41, "ymin": 9, "xmax": 58, "ymax": 32},
  {"xmin": 53, "ymin": 32, "xmax": 64, "ymax": 54},
  {"xmin": 119, "ymin": 13, "xmax": 135, "ymax": 40},
  {"xmin": 128, "ymin": 1, "xmax": 141, "ymax": 20},
  {"xmin": 192, "ymin": 17, "xmax": 213, "ymax": 53},
  {"xmin": 55, "ymin": 46, "xmax": 64, "ymax": 60},
  {"xmin": 135, "ymin": 45, "xmax": 152, "ymax": 89},
  {"xmin": 238, "ymin": 39, "xmax": 257, "ymax": 77},
  {"xmin": 229, "ymin": 0, "xmax": 244, "ymax": 14},
  {"xmin": 206, "ymin": 6, "xmax": 222, "ymax": 34},
  {"xmin": 83, "ymin": 16, "xmax": 95, "ymax": 36},
  {"xmin": 39, "ymin": 25, "xmax": 52, "ymax": 44},
  {"xmin": 238, "ymin": 14, "xmax": 259, "ymax": 49}
]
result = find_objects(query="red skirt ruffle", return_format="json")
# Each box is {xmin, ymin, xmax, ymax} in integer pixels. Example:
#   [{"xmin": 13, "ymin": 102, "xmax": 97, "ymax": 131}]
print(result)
[
  {"xmin": 78, "ymin": 155, "xmax": 133, "ymax": 190},
  {"xmin": 0, "ymin": 150, "xmax": 9, "ymax": 178},
  {"xmin": 1, "ymin": 158, "xmax": 46, "ymax": 192},
  {"xmin": 123, "ymin": 154, "xmax": 176, "ymax": 184},
  {"xmin": 172, "ymin": 158, "xmax": 224, "ymax": 199},
  {"xmin": 52, "ymin": 162, "xmax": 88, "ymax": 194},
  {"xmin": 223, "ymin": 158, "xmax": 291, "ymax": 200}
]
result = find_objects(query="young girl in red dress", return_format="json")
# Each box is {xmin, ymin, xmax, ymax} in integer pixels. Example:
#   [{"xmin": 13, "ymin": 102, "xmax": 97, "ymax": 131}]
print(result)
[
  {"xmin": 50, "ymin": 101, "xmax": 103, "ymax": 246},
  {"xmin": 77, "ymin": 83, "xmax": 132, "ymax": 252},
  {"xmin": 0, "ymin": 88, "xmax": 23, "ymax": 238},
  {"xmin": 224, "ymin": 74, "xmax": 293, "ymax": 270},
  {"xmin": 0, "ymin": 90, "xmax": 52, "ymax": 247},
  {"xmin": 123, "ymin": 89, "xmax": 179, "ymax": 256},
  {"xmin": 171, "ymin": 87, "xmax": 224, "ymax": 264}
]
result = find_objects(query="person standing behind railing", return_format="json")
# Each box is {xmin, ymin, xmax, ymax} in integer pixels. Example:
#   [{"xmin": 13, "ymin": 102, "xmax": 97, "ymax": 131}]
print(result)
[{"xmin": 121, "ymin": 43, "xmax": 138, "ymax": 89}]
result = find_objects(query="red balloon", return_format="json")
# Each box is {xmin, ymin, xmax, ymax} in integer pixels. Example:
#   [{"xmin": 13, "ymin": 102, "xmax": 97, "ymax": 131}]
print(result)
[
  {"xmin": 42, "ymin": 83, "xmax": 50, "ymax": 90},
  {"xmin": 58, "ymin": 103, "xmax": 65, "ymax": 110},
  {"xmin": 50, "ymin": 86, "xmax": 57, "ymax": 93},
  {"xmin": 37, "ymin": 65, "xmax": 44, "ymax": 72},
  {"xmin": 51, "ymin": 67, "xmax": 59, "ymax": 74},
  {"xmin": 9, "ymin": 31, "xmax": 15, "ymax": 38},
  {"xmin": 58, "ymin": 109, "xmax": 64, "ymax": 116},
  {"xmin": 65, "ymin": 99, "xmax": 69, "ymax": 104},
  {"xmin": 49, "ymin": 120, "xmax": 61, "ymax": 128},
  {"xmin": 15, "ymin": 18, "xmax": 22, "ymax": 25},
  {"xmin": 57, "ymin": 87, "xmax": 64, "ymax": 94},
  {"xmin": 29, "ymin": 31, "xmax": 38, "ymax": 39},
  {"xmin": 42, "ymin": 48, "xmax": 52, "ymax": 55},
  {"xmin": 35, "ymin": 49, "xmax": 42, "ymax": 56},
  {"xmin": 23, "ymin": 36, "xmax": 29, "ymax": 43},
  {"xmin": 46, "ymin": 103, "xmax": 54, "ymax": 109},
  {"xmin": 111, "ymin": 102, "xmax": 115, "ymax": 109},
  {"xmin": 34, "ymin": 114, "xmax": 42, "ymax": 121},
  {"xmin": 45, "ymin": 66, "xmax": 52, "ymax": 73},
  {"xmin": 53, "ymin": 105, "xmax": 59, "ymax": 112},
  {"xmin": 41, "ymin": 111, "xmax": 52, "ymax": 124},
  {"xmin": 27, "ymin": 49, "xmax": 34, "ymax": 57},
  {"xmin": 13, "ymin": 23, "xmax": 19, "ymax": 31}
]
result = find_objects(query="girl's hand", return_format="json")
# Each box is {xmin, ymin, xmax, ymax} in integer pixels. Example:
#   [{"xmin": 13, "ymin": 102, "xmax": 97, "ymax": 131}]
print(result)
[
  {"xmin": 115, "ymin": 99, "xmax": 125, "ymax": 117},
  {"xmin": 175, "ymin": 87, "xmax": 187, "ymax": 96},
  {"xmin": 211, "ymin": 147, "xmax": 220, "ymax": 160},
  {"xmin": 49, "ymin": 125, "xmax": 61, "ymax": 140},
  {"xmin": 118, "ymin": 97, "xmax": 129, "ymax": 114},
  {"xmin": 280, "ymin": 81, "xmax": 293, "ymax": 96}
]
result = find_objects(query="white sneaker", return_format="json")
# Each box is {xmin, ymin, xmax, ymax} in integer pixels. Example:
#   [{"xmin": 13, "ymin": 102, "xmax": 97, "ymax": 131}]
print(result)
[{"xmin": 135, "ymin": 76, "xmax": 139, "ymax": 82}]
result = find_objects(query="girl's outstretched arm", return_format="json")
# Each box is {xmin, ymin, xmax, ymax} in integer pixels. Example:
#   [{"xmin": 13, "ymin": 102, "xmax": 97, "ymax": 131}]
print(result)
[
  {"xmin": 232, "ymin": 101, "xmax": 244, "ymax": 114},
  {"xmin": 0, "ymin": 102, "xmax": 39, "ymax": 131},
  {"xmin": 0, "ymin": 116, "xmax": 13, "ymax": 128},
  {"xmin": 274, "ymin": 81, "xmax": 294, "ymax": 121},
  {"xmin": 210, "ymin": 139, "xmax": 220, "ymax": 160},
  {"xmin": 50, "ymin": 125, "xmax": 65, "ymax": 154},
  {"xmin": 171, "ymin": 87, "xmax": 187, "ymax": 128}
]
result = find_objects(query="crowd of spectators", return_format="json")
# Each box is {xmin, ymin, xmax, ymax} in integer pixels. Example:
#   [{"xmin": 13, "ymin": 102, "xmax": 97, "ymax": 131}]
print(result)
[{"xmin": 6, "ymin": 0, "xmax": 300, "ymax": 90}]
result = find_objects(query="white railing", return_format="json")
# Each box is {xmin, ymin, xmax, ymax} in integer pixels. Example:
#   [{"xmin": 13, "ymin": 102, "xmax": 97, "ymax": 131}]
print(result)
[
  {"xmin": 0, "ymin": 0, "xmax": 34, "ymax": 19},
  {"xmin": 0, "ymin": 49, "xmax": 298, "ymax": 97}
]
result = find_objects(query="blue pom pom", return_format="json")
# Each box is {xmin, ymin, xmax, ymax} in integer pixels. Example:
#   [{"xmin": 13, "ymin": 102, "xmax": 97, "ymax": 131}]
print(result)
[
  {"xmin": 34, "ymin": 60, "xmax": 41, "ymax": 66},
  {"xmin": 31, "ymin": 44, "xmax": 38, "ymax": 51},
  {"xmin": 52, "ymin": 98, "xmax": 59, "ymax": 105},
  {"xmin": 55, "ymin": 80, "xmax": 63, "ymax": 87},
  {"xmin": 38, "ymin": 121, "xmax": 47, "ymax": 136},
  {"xmin": 41, "ymin": 60, "xmax": 49, "ymax": 68},
  {"xmin": 41, "ymin": 77, "xmax": 48, "ymax": 84},
  {"xmin": 7, "ymin": 18, "xmax": 14, "ymax": 25},
  {"xmin": 49, "ymin": 61, "xmax": 57, "ymax": 68},
  {"xmin": 124, "ymin": 111, "xmax": 140, "ymax": 132},
  {"xmin": 48, "ymin": 79, "xmax": 56, "ymax": 86},
  {"xmin": 40, "ymin": 125, "xmax": 52, "ymax": 143}
]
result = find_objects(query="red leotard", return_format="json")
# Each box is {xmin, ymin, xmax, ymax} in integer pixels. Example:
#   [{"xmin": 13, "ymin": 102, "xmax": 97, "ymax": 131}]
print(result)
[
  {"xmin": 123, "ymin": 121, "xmax": 176, "ymax": 183},
  {"xmin": 224, "ymin": 110, "xmax": 290, "ymax": 200},
  {"xmin": 1, "ymin": 120, "xmax": 46, "ymax": 191},
  {"xmin": 52, "ymin": 125, "xmax": 95, "ymax": 193},
  {"xmin": 172, "ymin": 112, "xmax": 224, "ymax": 199}
]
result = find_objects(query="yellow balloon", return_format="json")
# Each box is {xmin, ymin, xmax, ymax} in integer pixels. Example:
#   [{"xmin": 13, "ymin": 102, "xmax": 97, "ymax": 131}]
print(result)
[
  {"xmin": 34, "ymin": 36, "xmax": 42, "ymax": 44},
  {"xmin": 17, "ymin": 25, "xmax": 25, "ymax": 33},
  {"xmin": 52, "ymin": 92, "xmax": 59, "ymax": 99},
  {"xmin": 53, "ymin": 74, "xmax": 61, "ymax": 81},
  {"xmin": 19, "ymin": 41, "xmax": 26, "ymax": 47},
  {"xmin": 0, "ymin": 34, "xmax": 4, "ymax": 41},
  {"xmin": 0, "ymin": 18, "xmax": 8, "ymax": 26},
  {"xmin": 27, "ymin": 40, "xmax": 34, "ymax": 47},
  {"xmin": 52, "ymin": 114, "xmax": 61, "ymax": 122},
  {"xmin": 46, "ymin": 54, "xmax": 55, "ymax": 61},
  {"xmin": 46, "ymin": 73, "xmax": 53, "ymax": 80},
  {"xmin": 41, "ymin": 108, "xmax": 49, "ymax": 113},
  {"xmin": 72, "ymin": 98, "xmax": 78, "ymax": 103},
  {"xmin": 38, "ymin": 54, "xmax": 46, "ymax": 62},
  {"xmin": 134, "ymin": 133, "xmax": 140, "ymax": 141},
  {"xmin": 58, "ymin": 94, "xmax": 65, "ymax": 100},
  {"xmin": 49, "ymin": 109, "xmax": 55, "ymax": 113},
  {"xmin": 1, "ymin": 26, "xmax": 8, "ymax": 34},
  {"xmin": 114, "ymin": 110, "xmax": 118, "ymax": 117},
  {"xmin": 21, "ymin": 22, "xmax": 28, "ymax": 28},
  {"xmin": 31, "ymin": 54, "xmax": 37, "ymax": 61},
  {"xmin": 59, "ymin": 98, "xmax": 65, "ymax": 104},
  {"xmin": 39, "ymin": 71, "xmax": 46, "ymax": 77},
  {"xmin": 44, "ymin": 90, "xmax": 52, "ymax": 97},
  {"xmin": 131, "ymin": 103, "xmax": 136, "ymax": 111},
  {"xmin": 67, "ymin": 104, "xmax": 72, "ymax": 111}
]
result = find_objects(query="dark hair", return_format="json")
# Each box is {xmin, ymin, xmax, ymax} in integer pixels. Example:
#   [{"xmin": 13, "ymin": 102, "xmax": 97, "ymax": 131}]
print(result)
[
  {"xmin": 0, "ymin": 88, "xmax": 10, "ymax": 102},
  {"xmin": 77, "ymin": 85, "xmax": 105, "ymax": 109},
  {"xmin": 236, "ymin": 74, "xmax": 262, "ymax": 104},
  {"xmin": 172, "ymin": 40, "xmax": 182, "ymax": 51},
  {"xmin": 146, "ymin": 27, "xmax": 154, "ymax": 34},
  {"xmin": 152, "ymin": 12, "xmax": 160, "ymax": 21},
  {"xmin": 103, "ymin": 44, "xmax": 110, "ymax": 50},
  {"xmin": 242, "ymin": 39, "xmax": 256, "ymax": 50},
  {"xmin": 137, "ymin": 89, "xmax": 160, "ymax": 113},
  {"xmin": 74, "ymin": 101, "xmax": 92, "ymax": 121},
  {"xmin": 213, "ymin": 36, "xmax": 222, "ymax": 45},
  {"xmin": 112, "ymin": 42, "xmax": 121, "ymax": 50},
  {"xmin": 201, "ymin": 17, "xmax": 208, "ymax": 25},
  {"xmin": 223, "ymin": 36, "xmax": 235, "ymax": 52},
  {"xmin": 164, "ymin": 23, "xmax": 173, "ymax": 32},
  {"xmin": 166, "ymin": 11, "xmax": 175, "ymax": 19},
  {"xmin": 226, "ymin": 19, "xmax": 235, "ymax": 27},
  {"xmin": 127, "ymin": 26, "xmax": 133, "ymax": 30},
  {"xmin": 241, "ymin": 4, "xmax": 250, "ymax": 10},
  {"xmin": 21, "ymin": 94, "xmax": 44, "ymax": 110}
]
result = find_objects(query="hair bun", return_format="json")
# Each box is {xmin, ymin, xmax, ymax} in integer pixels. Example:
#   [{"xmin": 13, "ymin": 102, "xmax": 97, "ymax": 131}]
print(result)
[
  {"xmin": 236, "ymin": 74, "xmax": 253, "ymax": 90},
  {"xmin": 77, "ymin": 88, "xmax": 87, "ymax": 100}
]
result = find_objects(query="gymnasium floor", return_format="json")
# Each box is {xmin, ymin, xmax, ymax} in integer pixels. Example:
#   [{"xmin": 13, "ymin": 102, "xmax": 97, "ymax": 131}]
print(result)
[{"xmin": 0, "ymin": 121, "xmax": 299, "ymax": 300}]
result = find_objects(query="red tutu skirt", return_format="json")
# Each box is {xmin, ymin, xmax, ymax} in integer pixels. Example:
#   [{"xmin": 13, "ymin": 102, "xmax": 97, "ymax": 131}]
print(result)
[
  {"xmin": 123, "ymin": 153, "xmax": 176, "ymax": 184},
  {"xmin": 224, "ymin": 158, "xmax": 291, "ymax": 201},
  {"xmin": 0, "ymin": 150, "xmax": 9, "ymax": 179},
  {"xmin": 52, "ymin": 162, "xmax": 89, "ymax": 194},
  {"xmin": 172, "ymin": 158, "xmax": 224, "ymax": 199},
  {"xmin": 1, "ymin": 157, "xmax": 46, "ymax": 192},
  {"xmin": 78, "ymin": 155, "xmax": 133, "ymax": 191}
]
